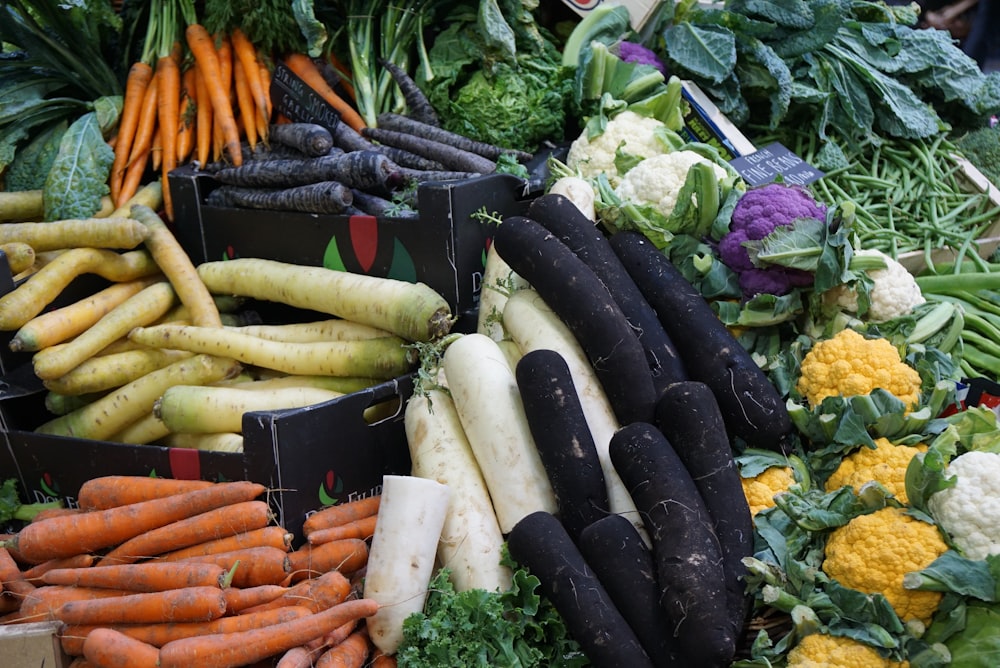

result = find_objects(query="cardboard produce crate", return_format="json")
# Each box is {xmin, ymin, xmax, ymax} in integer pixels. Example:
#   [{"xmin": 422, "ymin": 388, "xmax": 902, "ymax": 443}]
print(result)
[
  {"xmin": 169, "ymin": 166, "xmax": 531, "ymax": 332},
  {"xmin": 0, "ymin": 621, "xmax": 71, "ymax": 668},
  {"xmin": 0, "ymin": 372, "xmax": 413, "ymax": 542}
]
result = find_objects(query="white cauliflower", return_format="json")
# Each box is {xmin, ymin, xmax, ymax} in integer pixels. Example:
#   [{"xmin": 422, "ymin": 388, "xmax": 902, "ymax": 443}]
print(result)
[
  {"xmin": 825, "ymin": 248, "xmax": 925, "ymax": 322},
  {"xmin": 565, "ymin": 110, "xmax": 669, "ymax": 184},
  {"xmin": 927, "ymin": 450, "xmax": 1000, "ymax": 560},
  {"xmin": 614, "ymin": 151, "xmax": 728, "ymax": 220}
]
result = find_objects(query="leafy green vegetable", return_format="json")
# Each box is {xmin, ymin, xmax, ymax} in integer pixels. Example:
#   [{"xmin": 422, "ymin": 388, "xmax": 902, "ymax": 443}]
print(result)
[
  {"xmin": 43, "ymin": 96, "xmax": 120, "ymax": 221},
  {"xmin": 418, "ymin": 0, "xmax": 573, "ymax": 152},
  {"xmin": 5, "ymin": 120, "xmax": 68, "ymax": 192},
  {"xmin": 0, "ymin": 478, "xmax": 63, "ymax": 524},
  {"xmin": 648, "ymin": 0, "xmax": 1000, "ymax": 146},
  {"xmin": 397, "ymin": 565, "xmax": 588, "ymax": 668}
]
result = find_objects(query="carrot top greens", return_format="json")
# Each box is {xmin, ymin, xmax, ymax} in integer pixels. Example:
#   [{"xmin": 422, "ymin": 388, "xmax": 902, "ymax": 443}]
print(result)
[{"xmin": 0, "ymin": 478, "xmax": 63, "ymax": 524}]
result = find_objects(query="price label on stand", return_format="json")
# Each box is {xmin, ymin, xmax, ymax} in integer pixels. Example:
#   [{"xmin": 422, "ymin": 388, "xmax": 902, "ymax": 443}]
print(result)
[
  {"xmin": 729, "ymin": 142, "xmax": 825, "ymax": 187},
  {"xmin": 270, "ymin": 60, "xmax": 343, "ymax": 131}
]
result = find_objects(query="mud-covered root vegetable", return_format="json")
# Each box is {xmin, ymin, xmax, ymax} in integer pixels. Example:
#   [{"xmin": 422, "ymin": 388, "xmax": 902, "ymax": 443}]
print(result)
[
  {"xmin": 609, "ymin": 421, "xmax": 736, "ymax": 667},
  {"xmin": 363, "ymin": 475, "xmax": 450, "ymax": 655},
  {"xmin": 507, "ymin": 511, "xmax": 656, "ymax": 668}
]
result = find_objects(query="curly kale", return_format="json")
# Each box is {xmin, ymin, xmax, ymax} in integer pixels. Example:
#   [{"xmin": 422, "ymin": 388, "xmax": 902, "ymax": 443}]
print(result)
[
  {"xmin": 419, "ymin": 0, "xmax": 573, "ymax": 153},
  {"xmin": 396, "ymin": 566, "xmax": 588, "ymax": 668}
]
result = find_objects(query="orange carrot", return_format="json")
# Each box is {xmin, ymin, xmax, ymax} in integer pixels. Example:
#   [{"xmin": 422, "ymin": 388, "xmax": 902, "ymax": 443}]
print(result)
[
  {"xmin": 61, "ymin": 605, "xmax": 313, "ymax": 655},
  {"xmin": 7, "ymin": 480, "xmax": 266, "ymax": 563},
  {"xmin": 176, "ymin": 65, "xmax": 197, "ymax": 163},
  {"xmin": 286, "ymin": 538, "xmax": 369, "ymax": 582},
  {"xmin": 222, "ymin": 583, "xmax": 288, "ymax": 614},
  {"xmin": 117, "ymin": 143, "xmax": 152, "ymax": 210},
  {"xmin": 82, "ymin": 627, "xmax": 159, "ymax": 668},
  {"xmin": 232, "ymin": 55, "xmax": 257, "ymax": 149},
  {"xmin": 194, "ymin": 64, "xmax": 213, "ymax": 166},
  {"xmin": 42, "ymin": 561, "xmax": 229, "ymax": 592},
  {"xmin": 276, "ymin": 645, "xmax": 318, "ymax": 668},
  {"xmin": 13, "ymin": 585, "xmax": 127, "ymax": 624},
  {"xmin": 160, "ymin": 526, "xmax": 293, "ymax": 562},
  {"xmin": 31, "ymin": 506, "xmax": 81, "ymax": 522},
  {"xmin": 102, "ymin": 500, "xmax": 272, "ymax": 565},
  {"xmin": 156, "ymin": 44, "xmax": 182, "ymax": 220},
  {"xmin": 111, "ymin": 62, "xmax": 155, "ymax": 203},
  {"xmin": 77, "ymin": 475, "xmax": 216, "ymax": 511},
  {"xmin": 284, "ymin": 53, "xmax": 366, "ymax": 132},
  {"xmin": 302, "ymin": 495, "xmax": 380, "ymax": 537},
  {"xmin": 55, "ymin": 585, "xmax": 228, "ymax": 625},
  {"xmin": 327, "ymin": 52, "xmax": 356, "ymax": 102},
  {"xmin": 21, "ymin": 553, "xmax": 96, "ymax": 584},
  {"xmin": 259, "ymin": 59, "xmax": 273, "ymax": 119},
  {"xmin": 315, "ymin": 627, "xmax": 371, "ymax": 668},
  {"xmin": 240, "ymin": 570, "xmax": 351, "ymax": 615},
  {"xmin": 180, "ymin": 546, "xmax": 291, "ymax": 588},
  {"xmin": 157, "ymin": 597, "xmax": 379, "ymax": 668},
  {"xmin": 371, "ymin": 649, "xmax": 397, "ymax": 668},
  {"xmin": 150, "ymin": 124, "xmax": 162, "ymax": 171},
  {"xmin": 185, "ymin": 24, "xmax": 242, "ymax": 166},
  {"xmin": 117, "ymin": 72, "xmax": 159, "ymax": 207},
  {"xmin": 0, "ymin": 547, "xmax": 34, "ymax": 600},
  {"xmin": 230, "ymin": 28, "xmax": 269, "ymax": 142},
  {"xmin": 305, "ymin": 515, "xmax": 378, "ymax": 546}
]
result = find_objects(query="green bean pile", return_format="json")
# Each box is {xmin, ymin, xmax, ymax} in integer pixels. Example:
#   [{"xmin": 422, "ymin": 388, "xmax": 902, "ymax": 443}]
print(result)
[{"xmin": 750, "ymin": 128, "xmax": 1000, "ymax": 268}]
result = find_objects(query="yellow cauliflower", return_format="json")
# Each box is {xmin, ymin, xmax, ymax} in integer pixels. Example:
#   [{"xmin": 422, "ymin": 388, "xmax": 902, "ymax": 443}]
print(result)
[
  {"xmin": 742, "ymin": 465, "xmax": 796, "ymax": 515},
  {"xmin": 822, "ymin": 507, "xmax": 948, "ymax": 624},
  {"xmin": 787, "ymin": 633, "xmax": 910, "ymax": 667},
  {"xmin": 796, "ymin": 329, "xmax": 921, "ymax": 409},
  {"xmin": 825, "ymin": 438, "xmax": 927, "ymax": 504}
]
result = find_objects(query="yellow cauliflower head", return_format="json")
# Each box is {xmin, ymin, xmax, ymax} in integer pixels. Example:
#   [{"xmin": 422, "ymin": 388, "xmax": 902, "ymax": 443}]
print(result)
[
  {"xmin": 825, "ymin": 438, "xmax": 928, "ymax": 504},
  {"xmin": 787, "ymin": 633, "xmax": 910, "ymax": 668},
  {"xmin": 796, "ymin": 329, "xmax": 921, "ymax": 409},
  {"xmin": 742, "ymin": 465, "xmax": 796, "ymax": 515},
  {"xmin": 822, "ymin": 507, "xmax": 948, "ymax": 624}
]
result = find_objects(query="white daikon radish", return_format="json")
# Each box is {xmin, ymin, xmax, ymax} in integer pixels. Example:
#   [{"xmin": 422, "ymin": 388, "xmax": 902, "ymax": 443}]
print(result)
[
  {"xmin": 502, "ymin": 288, "xmax": 649, "ymax": 544},
  {"xmin": 548, "ymin": 175, "xmax": 596, "ymax": 221},
  {"xmin": 443, "ymin": 332, "xmax": 558, "ymax": 533},
  {"xmin": 405, "ymin": 373, "xmax": 512, "ymax": 593},
  {"xmin": 476, "ymin": 243, "xmax": 530, "ymax": 341},
  {"xmin": 363, "ymin": 474, "xmax": 450, "ymax": 655}
]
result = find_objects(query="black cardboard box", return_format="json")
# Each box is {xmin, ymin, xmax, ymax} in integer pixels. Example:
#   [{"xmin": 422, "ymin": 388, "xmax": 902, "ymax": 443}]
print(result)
[
  {"xmin": 169, "ymin": 166, "xmax": 530, "ymax": 330},
  {"xmin": 0, "ymin": 374, "xmax": 413, "ymax": 541}
]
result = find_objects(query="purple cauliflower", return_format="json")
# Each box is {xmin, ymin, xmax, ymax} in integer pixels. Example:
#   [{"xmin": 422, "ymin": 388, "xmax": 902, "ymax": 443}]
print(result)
[
  {"xmin": 718, "ymin": 183, "xmax": 827, "ymax": 298},
  {"xmin": 617, "ymin": 41, "xmax": 667, "ymax": 75}
]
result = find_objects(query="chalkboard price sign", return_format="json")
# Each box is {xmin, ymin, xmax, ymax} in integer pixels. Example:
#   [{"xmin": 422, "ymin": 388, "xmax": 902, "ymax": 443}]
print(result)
[
  {"xmin": 729, "ymin": 142, "xmax": 824, "ymax": 187},
  {"xmin": 270, "ymin": 61, "xmax": 342, "ymax": 131}
]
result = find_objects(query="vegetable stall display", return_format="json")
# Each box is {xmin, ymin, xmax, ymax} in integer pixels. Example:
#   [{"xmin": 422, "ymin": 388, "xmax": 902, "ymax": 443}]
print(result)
[{"xmin": 2, "ymin": 1, "xmax": 1000, "ymax": 667}]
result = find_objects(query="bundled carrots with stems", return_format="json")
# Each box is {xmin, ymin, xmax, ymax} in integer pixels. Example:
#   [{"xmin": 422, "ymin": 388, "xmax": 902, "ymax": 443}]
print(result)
[{"xmin": 112, "ymin": 0, "xmax": 276, "ymax": 217}]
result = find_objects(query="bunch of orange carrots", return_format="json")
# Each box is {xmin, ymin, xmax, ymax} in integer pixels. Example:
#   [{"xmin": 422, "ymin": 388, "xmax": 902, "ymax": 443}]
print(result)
[
  {"xmin": 0, "ymin": 476, "xmax": 393, "ymax": 668},
  {"xmin": 112, "ymin": 5, "xmax": 273, "ymax": 221}
]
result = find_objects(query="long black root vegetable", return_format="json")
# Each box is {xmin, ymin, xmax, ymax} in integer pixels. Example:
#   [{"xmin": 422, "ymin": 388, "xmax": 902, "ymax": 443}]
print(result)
[
  {"xmin": 609, "ymin": 231, "xmax": 792, "ymax": 451},
  {"xmin": 578, "ymin": 514, "xmax": 685, "ymax": 667},
  {"xmin": 493, "ymin": 216, "xmax": 657, "ymax": 425},
  {"xmin": 361, "ymin": 126, "xmax": 497, "ymax": 175},
  {"xmin": 212, "ymin": 151, "xmax": 405, "ymax": 194},
  {"xmin": 205, "ymin": 181, "xmax": 353, "ymax": 215},
  {"xmin": 654, "ymin": 381, "xmax": 753, "ymax": 640},
  {"xmin": 507, "ymin": 511, "xmax": 655, "ymax": 668},
  {"xmin": 609, "ymin": 421, "xmax": 736, "ymax": 668},
  {"xmin": 267, "ymin": 122, "xmax": 335, "ymax": 157},
  {"xmin": 515, "ymin": 348, "xmax": 609, "ymax": 541},
  {"xmin": 377, "ymin": 59, "xmax": 440, "ymax": 127},
  {"xmin": 527, "ymin": 193, "xmax": 688, "ymax": 397},
  {"xmin": 376, "ymin": 112, "xmax": 533, "ymax": 163}
]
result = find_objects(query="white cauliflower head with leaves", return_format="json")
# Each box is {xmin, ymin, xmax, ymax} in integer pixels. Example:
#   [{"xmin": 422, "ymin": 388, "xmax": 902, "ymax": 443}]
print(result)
[
  {"xmin": 825, "ymin": 248, "xmax": 925, "ymax": 322},
  {"xmin": 614, "ymin": 151, "xmax": 728, "ymax": 220},
  {"xmin": 565, "ymin": 110, "xmax": 669, "ymax": 183},
  {"xmin": 927, "ymin": 450, "xmax": 1000, "ymax": 561}
]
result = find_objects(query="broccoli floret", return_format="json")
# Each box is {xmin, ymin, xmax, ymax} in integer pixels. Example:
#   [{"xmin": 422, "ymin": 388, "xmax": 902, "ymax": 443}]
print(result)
[{"xmin": 955, "ymin": 126, "xmax": 1000, "ymax": 188}]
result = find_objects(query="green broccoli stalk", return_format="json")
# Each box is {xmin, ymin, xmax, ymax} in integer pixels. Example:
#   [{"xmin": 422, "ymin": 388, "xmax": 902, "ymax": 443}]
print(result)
[{"xmin": 0, "ymin": 478, "xmax": 63, "ymax": 524}]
